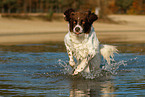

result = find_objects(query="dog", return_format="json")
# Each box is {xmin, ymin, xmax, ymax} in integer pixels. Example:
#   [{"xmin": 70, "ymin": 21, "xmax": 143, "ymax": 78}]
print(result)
[{"xmin": 64, "ymin": 8, "xmax": 118, "ymax": 75}]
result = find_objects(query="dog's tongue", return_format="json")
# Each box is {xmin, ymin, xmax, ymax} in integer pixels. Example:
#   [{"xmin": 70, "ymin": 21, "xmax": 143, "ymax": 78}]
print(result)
[{"xmin": 76, "ymin": 32, "xmax": 80, "ymax": 35}]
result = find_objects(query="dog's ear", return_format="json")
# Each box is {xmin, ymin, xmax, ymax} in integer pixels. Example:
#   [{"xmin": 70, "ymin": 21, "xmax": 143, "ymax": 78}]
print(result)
[
  {"xmin": 64, "ymin": 8, "xmax": 75, "ymax": 21},
  {"xmin": 88, "ymin": 12, "xmax": 98, "ymax": 24}
]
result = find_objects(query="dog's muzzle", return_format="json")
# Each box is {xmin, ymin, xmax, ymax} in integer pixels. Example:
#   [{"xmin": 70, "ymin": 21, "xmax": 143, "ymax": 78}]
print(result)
[
  {"xmin": 73, "ymin": 25, "xmax": 83, "ymax": 35},
  {"xmin": 75, "ymin": 27, "xmax": 80, "ymax": 32}
]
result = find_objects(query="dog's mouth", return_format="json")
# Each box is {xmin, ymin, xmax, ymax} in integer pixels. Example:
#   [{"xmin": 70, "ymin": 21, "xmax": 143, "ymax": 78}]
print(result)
[{"xmin": 75, "ymin": 32, "xmax": 83, "ymax": 35}]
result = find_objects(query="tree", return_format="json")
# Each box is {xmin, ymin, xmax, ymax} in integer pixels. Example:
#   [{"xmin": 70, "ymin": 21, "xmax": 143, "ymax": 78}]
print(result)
[
  {"xmin": 99, "ymin": 0, "xmax": 108, "ymax": 18},
  {"xmin": 108, "ymin": 0, "xmax": 119, "ymax": 14},
  {"xmin": 0, "ymin": 0, "xmax": 4, "ymax": 13},
  {"xmin": 115, "ymin": 0, "xmax": 133, "ymax": 13},
  {"xmin": 1, "ymin": 0, "xmax": 17, "ymax": 13},
  {"xmin": 127, "ymin": 0, "xmax": 144, "ymax": 14}
]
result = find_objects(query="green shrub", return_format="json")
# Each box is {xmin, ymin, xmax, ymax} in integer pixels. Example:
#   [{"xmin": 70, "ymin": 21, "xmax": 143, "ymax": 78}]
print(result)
[{"xmin": 46, "ymin": 10, "xmax": 53, "ymax": 21}]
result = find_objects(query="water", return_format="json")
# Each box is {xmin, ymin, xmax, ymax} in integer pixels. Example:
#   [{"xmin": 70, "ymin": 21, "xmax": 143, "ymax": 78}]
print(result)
[{"xmin": 0, "ymin": 43, "xmax": 145, "ymax": 97}]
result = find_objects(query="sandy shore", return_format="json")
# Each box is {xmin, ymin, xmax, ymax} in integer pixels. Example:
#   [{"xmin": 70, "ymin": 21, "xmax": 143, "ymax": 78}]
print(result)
[{"xmin": 0, "ymin": 15, "xmax": 145, "ymax": 45}]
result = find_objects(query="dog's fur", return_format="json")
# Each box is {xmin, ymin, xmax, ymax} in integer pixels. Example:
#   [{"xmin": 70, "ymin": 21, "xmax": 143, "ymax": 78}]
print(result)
[{"xmin": 64, "ymin": 9, "xmax": 118, "ymax": 75}]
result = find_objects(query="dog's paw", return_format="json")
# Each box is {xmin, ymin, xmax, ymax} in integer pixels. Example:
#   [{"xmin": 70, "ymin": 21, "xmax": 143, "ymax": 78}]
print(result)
[
  {"xmin": 69, "ymin": 61, "xmax": 75, "ymax": 67},
  {"xmin": 72, "ymin": 70, "xmax": 79, "ymax": 75},
  {"xmin": 72, "ymin": 67, "xmax": 82, "ymax": 75}
]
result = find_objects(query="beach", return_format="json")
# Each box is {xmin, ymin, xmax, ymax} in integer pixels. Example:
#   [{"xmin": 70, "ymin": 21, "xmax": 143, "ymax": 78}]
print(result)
[{"xmin": 0, "ymin": 15, "xmax": 145, "ymax": 45}]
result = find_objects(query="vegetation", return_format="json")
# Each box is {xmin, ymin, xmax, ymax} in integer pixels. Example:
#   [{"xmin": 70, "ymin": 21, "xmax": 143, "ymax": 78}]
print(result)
[
  {"xmin": 110, "ymin": 0, "xmax": 145, "ymax": 14},
  {"xmin": 115, "ymin": 0, "xmax": 134, "ymax": 13},
  {"xmin": 0, "ymin": 0, "xmax": 145, "ymax": 21}
]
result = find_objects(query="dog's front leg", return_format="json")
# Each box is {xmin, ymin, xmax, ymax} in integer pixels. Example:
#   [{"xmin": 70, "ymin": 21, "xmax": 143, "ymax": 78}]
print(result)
[
  {"xmin": 68, "ymin": 52, "xmax": 75, "ymax": 68},
  {"xmin": 66, "ymin": 46, "xmax": 75, "ymax": 68},
  {"xmin": 72, "ymin": 58, "xmax": 88, "ymax": 75}
]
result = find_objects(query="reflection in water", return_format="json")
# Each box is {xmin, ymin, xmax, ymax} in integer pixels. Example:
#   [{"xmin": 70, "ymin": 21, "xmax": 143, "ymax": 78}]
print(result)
[
  {"xmin": 70, "ymin": 79, "xmax": 116, "ymax": 97},
  {"xmin": 0, "ymin": 42, "xmax": 145, "ymax": 96}
]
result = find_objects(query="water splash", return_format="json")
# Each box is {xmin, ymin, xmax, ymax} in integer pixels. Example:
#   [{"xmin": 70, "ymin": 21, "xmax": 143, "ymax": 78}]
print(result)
[
  {"xmin": 58, "ymin": 58, "xmax": 128, "ymax": 79},
  {"xmin": 58, "ymin": 59, "xmax": 72, "ymax": 75},
  {"xmin": 102, "ymin": 60, "xmax": 127, "ymax": 74}
]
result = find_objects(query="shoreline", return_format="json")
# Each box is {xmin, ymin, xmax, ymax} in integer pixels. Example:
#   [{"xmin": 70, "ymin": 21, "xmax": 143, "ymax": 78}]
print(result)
[
  {"xmin": 0, "ymin": 31, "xmax": 144, "ymax": 45},
  {"xmin": 0, "ymin": 15, "xmax": 145, "ymax": 45}
]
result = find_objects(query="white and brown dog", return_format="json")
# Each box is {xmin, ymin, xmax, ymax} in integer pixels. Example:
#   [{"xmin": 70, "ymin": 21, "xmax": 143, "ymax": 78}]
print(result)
[{"xmin": 64, "ymin": 8, "xmax": 117, "ymax": 75}]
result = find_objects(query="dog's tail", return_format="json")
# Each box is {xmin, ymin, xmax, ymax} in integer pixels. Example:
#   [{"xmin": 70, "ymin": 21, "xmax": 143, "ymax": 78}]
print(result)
[{"xmin": 100, "ymin": 44, "xmax": 118, "ymax": 64}]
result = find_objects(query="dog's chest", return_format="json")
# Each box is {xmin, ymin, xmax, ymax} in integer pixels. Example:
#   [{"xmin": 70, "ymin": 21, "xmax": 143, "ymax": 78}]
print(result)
[
  {"xmin": 70, "ymin": 36, "xmax": 97, "ymax": 60},
  {"xmin": 65, "ymin": 28, "xmax": 100, "ymax": 60},
  {"xmin": 72, "ymin": 42, "xmax": 90, "ymax": 59}
]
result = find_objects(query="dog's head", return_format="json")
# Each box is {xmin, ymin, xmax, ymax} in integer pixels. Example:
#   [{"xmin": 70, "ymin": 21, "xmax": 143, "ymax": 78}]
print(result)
[{"xmin": 64, "ymin": 8, "xmax": 98, "ymax": 35}]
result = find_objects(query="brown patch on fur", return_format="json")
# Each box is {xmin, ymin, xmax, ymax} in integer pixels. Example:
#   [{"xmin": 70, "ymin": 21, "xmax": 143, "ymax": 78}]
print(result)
[{"xmin": 64, "ymin": 8, "xmax": 98, "ymax": 34}]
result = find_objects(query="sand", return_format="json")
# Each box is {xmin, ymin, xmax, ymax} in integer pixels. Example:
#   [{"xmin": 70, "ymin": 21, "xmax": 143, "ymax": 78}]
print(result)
[{"xmin": 0, "ymin": 15, "xmax": 145, "ymax": 45}]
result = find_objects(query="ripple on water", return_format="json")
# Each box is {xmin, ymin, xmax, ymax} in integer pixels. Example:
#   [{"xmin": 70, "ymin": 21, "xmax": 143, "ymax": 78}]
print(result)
[{"xmin": 0, "ymin": 43, "xmax": 145, "ymax": 96}]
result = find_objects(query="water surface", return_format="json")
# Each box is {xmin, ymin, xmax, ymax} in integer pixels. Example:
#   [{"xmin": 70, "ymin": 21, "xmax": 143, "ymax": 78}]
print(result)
[{"xmin": 0, "ymin": 42, "xmax": 145, "ymax": 97}]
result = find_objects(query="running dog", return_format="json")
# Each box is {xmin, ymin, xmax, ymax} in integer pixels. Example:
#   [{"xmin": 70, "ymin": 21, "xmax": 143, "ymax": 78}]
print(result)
[{"xmin": 64, "ymin": 8, "xmax": 117, "ymax": 75}]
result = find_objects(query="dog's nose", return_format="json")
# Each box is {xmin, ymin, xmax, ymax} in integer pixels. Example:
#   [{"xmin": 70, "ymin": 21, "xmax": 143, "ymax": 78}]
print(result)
[{"xmin": 75, "ymin": 27, "xmax": 80, "ymax": 32}]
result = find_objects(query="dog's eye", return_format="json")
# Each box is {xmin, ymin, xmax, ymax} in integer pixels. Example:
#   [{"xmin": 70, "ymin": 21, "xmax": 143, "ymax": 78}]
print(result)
[
  {"xmin": 73, "ymin": 20, "xmax": 77, "ymax": 24},
  {"xmin": 82, "ymin": 21, "xmax": 85, "ymax": 24},
  {"xmin": 81, "ymin": 20, "xmax": 85, "ymax": 24}
]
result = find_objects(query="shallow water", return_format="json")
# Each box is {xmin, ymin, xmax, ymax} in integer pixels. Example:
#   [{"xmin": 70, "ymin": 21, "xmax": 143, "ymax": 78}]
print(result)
[{"xmin": 0, "ymin": 43, "xmax": 145, "ymax": 97}]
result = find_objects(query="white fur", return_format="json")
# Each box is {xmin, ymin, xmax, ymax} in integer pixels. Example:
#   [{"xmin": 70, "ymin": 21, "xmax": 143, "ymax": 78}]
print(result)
[
  {"xmin": 100, "ymin": 45, "xmax": 118, "ymax": 64},
  {"xmin": 64, "ymin": 26, "xmax": 117, "ymax": 75}
]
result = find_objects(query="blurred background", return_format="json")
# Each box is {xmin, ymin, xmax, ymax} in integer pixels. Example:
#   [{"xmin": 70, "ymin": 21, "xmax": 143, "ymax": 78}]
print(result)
[
  {"xmin": 0, "ymin": 0, "xmax": 145, "ymax": 19},
  {"xmin": 0, "ymin": 1, "xmax": 145, "ymax": 97},
  {"xmin": 0, "ymin": 0, "xmax": 145, "ymax": 44}
]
